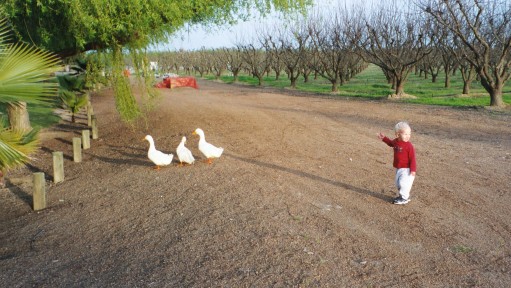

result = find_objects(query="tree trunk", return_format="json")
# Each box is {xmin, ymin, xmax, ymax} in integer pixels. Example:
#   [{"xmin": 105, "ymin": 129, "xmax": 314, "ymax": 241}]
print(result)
[
  {"xmin": 303, "ymin": 72, "xmax": 310, "ymax": 83},
  {"xmin": 395, "ymin": 78, "xmax": 405, "ymax": 96},
  {"xmin": 7, "ymin": 102, "xmax": 31, "ymax": 132},
  {"xmin": 290, "ymin": 77, "xmax": 297, "ymax": 89},
  {"xmin": 489, "ymin": 86, "xmax": 505, "ymax": 107},
  {"xmin": 331, "ymin": 79, "xmax": 339, "ymax": 92},
  {"xmin": 275, "ymin": 70, "xmax": 280, "ymax": 81},
  {"xmin": 444, "ymin": 71, "xmax": 451, "ymax": 88},
  {"xmin": 462, "ymin": 81, "xmax": 470, "ymax": 95},
  {"xmin": 256, "ymin": 75, "xmax": 264, "ymax": 86},
  {"xmin": 480, "ymin": 76, "xmax": 506, "ymax": 107}
]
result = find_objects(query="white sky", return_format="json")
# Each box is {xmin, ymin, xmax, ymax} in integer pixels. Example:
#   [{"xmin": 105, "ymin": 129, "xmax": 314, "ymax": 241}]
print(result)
[{"xmin": 157, "ymin": 0, "xmax": 358, "ymax": 51}]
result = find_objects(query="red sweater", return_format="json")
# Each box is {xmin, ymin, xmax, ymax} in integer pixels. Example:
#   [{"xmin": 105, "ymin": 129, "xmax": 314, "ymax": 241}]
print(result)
[{"xmin": 382, "ymin": 137, "xmax": 417, "ymax": 173}]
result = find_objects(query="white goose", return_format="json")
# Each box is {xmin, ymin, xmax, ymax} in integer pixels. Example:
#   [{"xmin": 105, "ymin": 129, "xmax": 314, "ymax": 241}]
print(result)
[
  {"xmin": 176, "ymin": 136, "xmax": 195, "ymax": 165},
  {"xmin": 192, "ymin": 128, "xmax": 224, "ymax": 164},
  {"xmin": 143, "ymin": 135, "xmax": 173, "ymax": 169}
]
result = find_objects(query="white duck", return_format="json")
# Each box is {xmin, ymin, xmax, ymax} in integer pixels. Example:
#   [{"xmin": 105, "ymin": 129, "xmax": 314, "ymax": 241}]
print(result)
[
  {"xmin": 143, "ymin": 135, "xmax": 173, "ymax": 169},
  {"xmin": 176, "ymin": 136, "xmax": 195, "ymax": 165},
  {"xmin": 193, "ymin": 128, "xmax": 224, "ymax": 164}
]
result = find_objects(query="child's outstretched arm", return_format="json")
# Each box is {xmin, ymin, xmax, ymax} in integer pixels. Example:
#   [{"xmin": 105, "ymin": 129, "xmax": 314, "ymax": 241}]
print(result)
[{"xmin": 378, "ymin": 132, "xmax": 394, "ymax": 147}]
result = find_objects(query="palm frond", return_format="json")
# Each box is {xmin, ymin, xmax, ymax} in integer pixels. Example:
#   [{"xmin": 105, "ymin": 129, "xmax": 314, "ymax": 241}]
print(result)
[
  {"xmin": 0, "ymin": 17, "xmax": 10, "ymax": 51},
  {"xmin": 0, "ymin": 43, "xmax": 61, "ymax": 104},
  {"xmin": 57, "ymin": 73, "xmax": 86, "ymax": 91},
  {"xmin": 60, "ymin": 89, "xmax": 88, "ymax": 114},
  {"xmin": 0, "ymin": 121, "xmax": 39, "ymax": 170}
]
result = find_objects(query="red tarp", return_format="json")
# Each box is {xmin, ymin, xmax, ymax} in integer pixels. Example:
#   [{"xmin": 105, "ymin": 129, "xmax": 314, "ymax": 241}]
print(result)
[{"xmin": 155, "ymin": 76, "xmax": 198, "ymax": 89}]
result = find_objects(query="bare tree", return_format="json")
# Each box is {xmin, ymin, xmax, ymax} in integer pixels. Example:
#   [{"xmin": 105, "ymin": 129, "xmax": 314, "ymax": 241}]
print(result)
[
  {"xmin": 211, "ymin": 49, "xmax": 228, "ymax": 81},
  {"xmin": 309, "ymin": 11, "xmax": 363, "ymax": 92},
  {"xmin": 350, "ymin": 2, "xmax": 432, "ymax": 97},
  {"xmin": 421, "ymin": 0, "xmax": 511, "ymax": 107},
  {"xmin": 422, "ymin": 48, "xmax": 443, "ymax": 83},
  {"xmin": 223, "ymin": 47, "xmax": 245, "ymax": 83},
  {"xmin": 261, "ymin": 21, "xmax": 311, "ymax": 89},
  {"xmin": 259, "ymin": 27, "xmax": 286, "ymax": 81},
  {"xmin": 238, "ymin": 43, "xmax": 271, "ymax": 86},
  {"xmin": 430, "ymin": 19, "xmax": 474, "ymax": 91},
  {"xmin": 193, "ymin": 48, "xmax": 211, "ymax": 78}
]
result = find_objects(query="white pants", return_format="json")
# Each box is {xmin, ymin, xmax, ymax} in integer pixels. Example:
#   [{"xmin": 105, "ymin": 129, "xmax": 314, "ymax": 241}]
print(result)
[{"xmin": 395, "ymin": 168, "xmax": 415, "ymax": 200}]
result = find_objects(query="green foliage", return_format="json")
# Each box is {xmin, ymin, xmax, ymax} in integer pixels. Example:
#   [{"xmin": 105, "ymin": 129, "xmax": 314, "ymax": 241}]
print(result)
[
  {"xmin": 57, "ymin": 73, "xmax": 86, "ymax": 92},
  {"xmin": 0, "ymin": 118, "xmax": 40, "ymax": 171},
  {"xmin": 85, "ymin": 52, "xmax": 109, "ymax": 89},
  {"xmin": 0, "ymin": 14, "xmax": 60, "ymax": 172},
  {"xmin": 0, "ymin": 40, "xmax": 60, "ymax": 105},
  {"xmin": 59, "ymin": 90, "xmax": 88, "ymax": 122},
  {"xmin": 56, "ymin": 71, "xmax": 89, "ymax": 122},
  {"xmin": 2, "ymin": 0, "xmax": 311, "ymax": 57},
  {"xmin": 111, "ymin": 46, "xmax": 141, "ymax": 123}
]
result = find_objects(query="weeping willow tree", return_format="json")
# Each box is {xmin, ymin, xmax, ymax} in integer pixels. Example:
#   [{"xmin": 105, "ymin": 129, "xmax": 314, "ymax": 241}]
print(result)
[{"xmin": 2, "ymin": 0, "xmax": 311, "ymax": 122}]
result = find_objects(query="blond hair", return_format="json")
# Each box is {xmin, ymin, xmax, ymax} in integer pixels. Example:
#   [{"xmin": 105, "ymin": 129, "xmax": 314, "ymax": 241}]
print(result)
[{"xmin": 394, "ymin": 121, "xmax": 411, "ymax": 132}]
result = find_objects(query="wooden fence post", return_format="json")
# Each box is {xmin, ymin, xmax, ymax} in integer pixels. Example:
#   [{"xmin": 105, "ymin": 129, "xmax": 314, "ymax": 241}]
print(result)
[
  {"xmin": 33, "ymin": 172, "xmax": 46, "ymax": 211},
  {"xmin": 73, "ymin": 137, "xmax": 82, "ymax": 162},
  {"xmin": 82, "ymin": 130, "xmax": 91, "ymax": 150},
  {"xmin": 91, "ymin": 115, "xmax": 98, "ymax": 139},
  {"xmin": 52, "ymin": 151, "xmax": 64, "ymax": 183},
  {"xmin": 87, "ymin": 101, "xmax": 93, "ymax": 127}
]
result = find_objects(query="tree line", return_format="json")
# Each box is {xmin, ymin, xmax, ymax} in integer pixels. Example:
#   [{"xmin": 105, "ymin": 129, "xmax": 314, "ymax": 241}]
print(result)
[{"xmin": 152, "ymin": 0, "xmax": 511, "ymax": 108}]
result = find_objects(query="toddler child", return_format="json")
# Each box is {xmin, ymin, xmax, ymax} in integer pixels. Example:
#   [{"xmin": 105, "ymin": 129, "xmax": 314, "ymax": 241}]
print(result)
[{"xmin": 378, "ymin": 121, "xmax": 416, "ymax": 205}]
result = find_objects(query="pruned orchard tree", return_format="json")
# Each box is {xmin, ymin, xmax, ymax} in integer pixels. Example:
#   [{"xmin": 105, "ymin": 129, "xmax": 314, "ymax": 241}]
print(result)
[
  {"xmin": 258, "ymin": 22, "xmax": 308, "ymax": 88},
  {"xmin": 280, "ymin": 21, "xmax": 311, "ymax": 89},
  {"xmin": 421, "ymin": 48, "xmax": 443, "ymax": 83},
  {"xmin": 2, "ymin": 0, "xmax": 312, "ymax": 122},
  {"xmin": 309, "ymin": 10, "xmax": 362, "ymax": 92},
  {"xmin": 238, "ymin": 43, "xmax": 271, "ymax": 86},
  {"xmin": 151, "ymin": 51, "xmax": 174, "ymax": 74},
  {"xmin": 420, "ymin": 0, "xmax": 511, "ymax": 107},
  {"xmin": 223, "ymin": 47, "xmax": 245, "ymax": 83},
  {"xmin": 259, "ymin": 26, "xmax": 286, "ymax": 81},
  {"xmin": 430, "ymin": 22, "xmax": 459, "ymax": 88},
  {"xmin": 350, "ymin": 2, "xmax": 432, "ymax": 97},
  {"xmin": 211, "ymin": 49, "xmax": 229, "ymax": 81},
  {"xmin": 457, "ymin": 54, "xmax": 478, "ymax": 95},
  {"xmin": 194, "ymin": 48, "xmax": 212, "ymax": 78}
]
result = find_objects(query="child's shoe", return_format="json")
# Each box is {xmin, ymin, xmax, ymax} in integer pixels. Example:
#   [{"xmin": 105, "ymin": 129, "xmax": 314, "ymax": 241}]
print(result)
[{"xmin": 393, "ymin": 196, "xmax": 410, "ymax": 205}]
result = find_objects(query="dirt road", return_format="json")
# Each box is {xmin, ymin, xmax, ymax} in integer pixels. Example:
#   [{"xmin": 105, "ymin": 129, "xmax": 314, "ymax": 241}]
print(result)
[{"xmin": 1, "ymin": 79, "xmax": 510, "ymax": 287}]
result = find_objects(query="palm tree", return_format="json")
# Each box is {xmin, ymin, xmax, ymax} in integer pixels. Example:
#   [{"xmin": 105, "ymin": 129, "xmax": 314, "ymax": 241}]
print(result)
[
  {"xmin": 57, "ymin": 73, "xmax": 89, "ymax": 123},
  {"xmin": 0, "ymin": 16, "xmax": 61, "ymax": 186}
]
